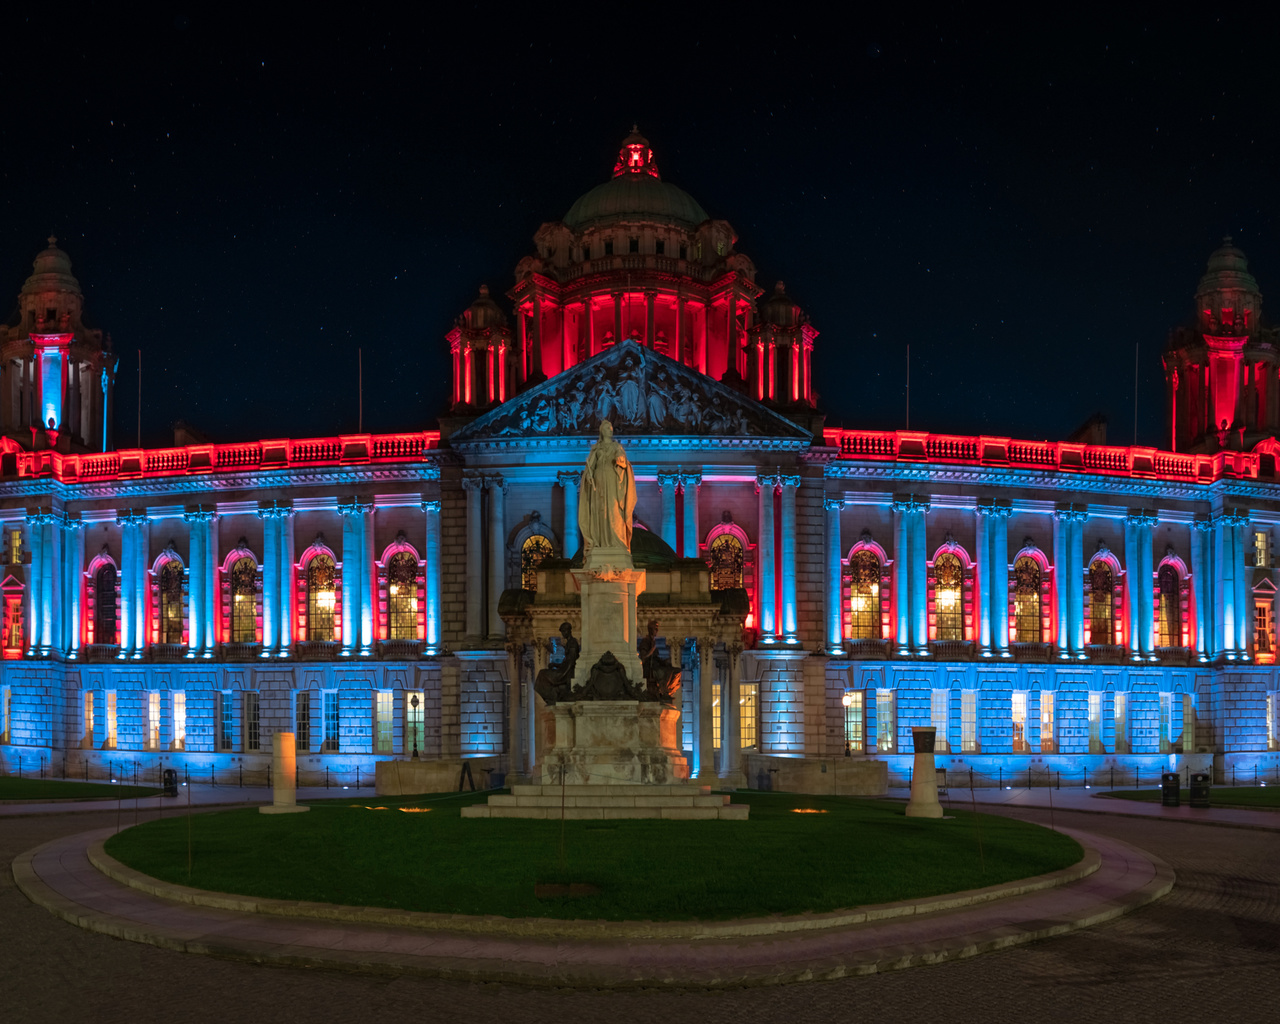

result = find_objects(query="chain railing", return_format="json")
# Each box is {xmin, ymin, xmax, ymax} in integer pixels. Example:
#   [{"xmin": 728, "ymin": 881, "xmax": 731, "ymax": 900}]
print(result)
[{"xmin": 885, "ymin": 762, "xmax": 1280, "ymax": 791}]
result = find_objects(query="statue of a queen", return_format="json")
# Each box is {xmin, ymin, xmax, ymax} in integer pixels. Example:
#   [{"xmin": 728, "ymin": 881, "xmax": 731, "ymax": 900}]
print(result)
[{"xmin": 578, "ymin": 420, "xmax": 636, "ymax": 557}]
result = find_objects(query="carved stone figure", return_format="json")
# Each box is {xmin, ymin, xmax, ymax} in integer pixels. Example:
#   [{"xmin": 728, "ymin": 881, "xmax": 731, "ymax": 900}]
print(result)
[
  {"xmin": 578, "ymin": 420, "xmax": 636, "ymax": 556},
  {"xmin": 578, "ymin": 651, "xmax": 635, "ymax": 701},
  {"xmin": 616, "ymin": 355, "xmax": 646, "ymax": 425},
  {"xmin": 637, "ymin": 619, "xmax": 681, "ymax": 705},
  {"xmin": 534, "ymin": 622, "xmax": 580, "ymax": 704}
]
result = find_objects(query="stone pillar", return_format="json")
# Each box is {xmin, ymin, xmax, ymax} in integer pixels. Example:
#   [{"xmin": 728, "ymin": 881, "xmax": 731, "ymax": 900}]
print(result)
[
  {"xmin": 486, "ymin": 475, "xmax": 506, "ymax": 643},
  {"xmin": 45, "ymin": 512, "xmax": 62, "ymax": 657},
  {"xmin": 613, "ymin": 291, "xmax": 623, "ymax": 345},
  {"xmin": 658, "ymin": 472, "xmax": 679, "ymax": 552},
  {"xmin": 1127, "ymin": 509, "xmax": 1157, "ymax": 659},
  {"xmin": 1053, "ymin": 508, "xmax": 1070, "ymax": 659},
  {"xmin": 116, "ymin": 511, "xmax": 137, "ymax": 656},
  {"xmin": 910, "ymin": 504, "xmax": 929, "ymax": 654},
  {"xmin": 1232, "ymin": 513, "xmax": 1250, "ymax": 657},
  {"xmin": 422, "ymin": 499, "xmax": 443, "ymax": 653},
  {"xmin": 676, "ymin": 293, "xmax": 685, "ymax": 364},
  {"xmin": 185, "ymin": 510, "xmax": 205, "ymax": 655},
  {"xmin": 24, "ymin": 512, "xmax": 42, "ymax": 653},
  {"xmin": 462, "ymin": 477, "xmax": 484, "ymax": 645},
  {"xmin": 506, "ymin": 643, "xmax": 523, "ymax": 778},
  {"xmin": 780, "ymin": 474, "xmax": 800, "ymax": 642},
  {"xmin": 905, "ymin": 727, "xmax": 943, "ymax": 818},
  {"xmin": 1069, "ymin": 510, "xmax": 1086, "ymax": 656},
  {"xmin": 65, "ymin": 517, "xmax": 83, "ymax": 656},
  {"xmin": 824, "ymin": 496, "xmax": 844, "ymax": 654},
  {"xmin": 991, "ymin": 504, "xmax": 1011, "ymax": 655},
  {"xmin": 279, "ymin": 507, "xmax": 294, "ymax": 656},
  {"xmin": 645, "ymin": 290, "xmax": 656, "ymax": 347},
  {"xmin": 259, "ymin": 732, "xmax": 309, "ymax": 815},
  {"xmin": 134, "ymin": 514, "xmax": 148, "ymax": 659},
  {"xmin": 1141, "ymin": 513, "xmax": 1156, "ymax": 658},
  {"xmin": 975, "ymin": 505, "xmax": 992, "ymax": 655},
  {"xmin": 757, "ymin": 474, "xmax": 777, "ymax": 640},
  {"xmin": 361, "ymin": 504, "xmax": 376, "ymax": 654},
  {"xmin": 338, "ymin": 498, "xmax": 364, "ymax": 655},
  {"xmin": 556, "ymin": 471, "xmax": 580, "ymax": 560},
  {"xmin": 259, "ymin": 506, "xmax": 280, "ymax": 655},
  {"xmin": 680, "ymin": 472, "xmax": 700, "ymax": 559},
  {"xmin": 721, "ymin": 644, "xmax": 746, "ymax": 788},
  {"xmin": 892, "ymin": 499, "xmax": 910, "ymax": 656},
  {"xmin": 1125, "ymin": 511, "xmax": 1141, "ymax": 658},
  {"xmin": 205, "ymin": 512, "xmax": 218, "ymax": 654},
  {"xmin": 696, "ymin": 636, "xmax": 715, "ymax": 780},
  {"xmin": 1191, "ymin": 515, "xmax": 1211, "ymax": 660}
]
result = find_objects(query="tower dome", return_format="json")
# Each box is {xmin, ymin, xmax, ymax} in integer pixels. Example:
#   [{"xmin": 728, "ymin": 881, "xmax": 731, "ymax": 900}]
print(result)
[
  {"xmin": 21, "ymin": 236, "xmax": 82, "ymax": 299},
  {"xmin": 1195, "ymin": 236, "xmax": 1262, "ymax": 336},
  {"xmin": 563, "ymin": 129, "xmax": 709, "ymax": 231}
]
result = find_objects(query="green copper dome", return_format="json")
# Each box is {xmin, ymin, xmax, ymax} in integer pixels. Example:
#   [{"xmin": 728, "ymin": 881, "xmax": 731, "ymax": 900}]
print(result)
[{"xmin": 563, "ymin": 129, "xmax": 709, "ymax": 231}]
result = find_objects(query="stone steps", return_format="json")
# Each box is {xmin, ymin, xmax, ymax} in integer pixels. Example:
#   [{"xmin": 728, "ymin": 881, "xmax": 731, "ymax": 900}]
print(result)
[{"xmin": 461, "ymin": 782, "xmax": 750, "ymax": 821}]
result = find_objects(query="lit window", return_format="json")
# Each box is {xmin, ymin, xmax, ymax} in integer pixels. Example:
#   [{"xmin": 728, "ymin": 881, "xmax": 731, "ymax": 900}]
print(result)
[
  {"xmin": 1088, "ymin": 692, "xmax": 1102, "ymax": 753},
  {"xmin": 230, "ymin": 557, "xmax": 257, "ymax": 644},
  {"xmin": 1255, "ymin": 530, "xmax": 1270, "ymax": 568},
  {"xmin": 219, "ymin": 692, "xmax": 233, "ymax": 751},
  {"xmin": 95, "ymin": 564, "xmax": 118, "ymax": 645},
  {"xmin": 843, "ymin": 691, "xmax": 864, "ymax": 753},
  {"xmin": 961, "ymin": 690, "xmax": 978, "ymax": 752},
  {"xmin": 83, "ymin": 691, "xmax": 94, "ymax": 749},
  {"xmin": 1040, "ymin": 692, "xmax": 1055, "ymax": 753},
  {"xmin": 306, "ymin": 555, "xmax": 336, "ymax": 642},
  {"xmin": 106, "ymin": 691, "xmax": 118, "ymax": 750},
  {"xmin": 245, "ymin": 692, "xmax": 260, "ymax": 752},
  {"xmin": 1089, "ymin": 560, "xmax": 1113, "ymax": 645},
  {"xmin": 0, "ymin": 686, "xmax": 9, "ymax": 744},
  {"xmin": 295, "ymin": 692, "xmax": 311, "ymax": 752},
  {"xmin": 376, "ymin": 691, "xmax": 393, "ymax": 753},
  {"xmin": 876, "ymin": 688, "xmax": 896, "ymax": 753},
  {"xmin": 520, "ymin": 537, "xmax": 553, "ymax": 592},
  {"xmin": 933, "ymin": 552, "xmax": 963, "ymax": 641},
  {"xmin": 1158, "ymin": 565, "xmax": 1181, "ymax": 647},
  {"xmin": 708, "ymin": 534, "xmax": 744, "ymax": 591},
  {"xmin": 711, "ymin": 682, "xmax": 721, "ymax": 750},
  {"xmin": 323, "ymin": 691, "xmax": 339, "ymax": 752},
  {"xmin": 931, "ymin": 690, "xmax": 949, "ymax": 752},
  {"xmin": 1159, "ymin": 692, "xmax": 1173, "ymax": 753},
  {"xmin": 850, "ymin": 550, "xmax": 881, "ymax": 639},
  {"xmin": 9, "ymin": 529, "xmax": 21, "ymax": 564},
  {"xmin": 173, "ymin": 692, "xmax": 186, "ymax": 751},
  {"xmin": 1267, "ymin": 693, "xmax": 1277, "ymax": 750},
  {"xmin": 1114, "ymin": 692, "xmax": 1128, "ymax": 754},
  {"xmin": 1012, "ymin": 692, "xmax": 1028, "ymax": 752},
  {"xmin": 739, "ymin": 681, "xmax": 758, "ymax": 750},
  {"xmin": 1183, "ymin": 694, "xmax": 1195, "ymax": 754},
  {"xmin": 1013, "ymin": 556, "xmax": 1041, "ymax": 643},
  {"xmin": 159, "ymin": 561, "xmax": 184, "ymax": 644},
  {"xmin": 147, "ymin": 692, "xmax": 160, "ymax": 751},
  {"xmin": 1256, "ymin": 598, "xmax": 1274, "ymax": 658}
]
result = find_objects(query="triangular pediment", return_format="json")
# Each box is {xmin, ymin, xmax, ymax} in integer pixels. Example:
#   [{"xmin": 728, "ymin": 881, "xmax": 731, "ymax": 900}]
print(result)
[{"xmin": 450, "ymin": 340, "xmax": 811, "ymax": 443}]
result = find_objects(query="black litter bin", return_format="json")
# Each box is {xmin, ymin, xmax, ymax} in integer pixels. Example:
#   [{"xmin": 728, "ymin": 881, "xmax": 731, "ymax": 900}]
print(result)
[
  {"xmin": 1189, "ymin": 772, "xmax": 1211, "ymax": 808},
  {"xmin": 1161, "ymin": 772, "xmax": 1181, "ymax": 807},
  {"xmin": 162, "ymin": 768, "xmax": 179, "ymax": 798}
]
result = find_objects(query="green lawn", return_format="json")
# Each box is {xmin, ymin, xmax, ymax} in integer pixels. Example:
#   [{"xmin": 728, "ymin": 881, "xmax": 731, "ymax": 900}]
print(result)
[
  {"xmin": 0, "ymin": 777, "xmax": 161, "ymax": 801},
  {"xmin": 105, "ymin": 790, "xmax": 1081, "ymax": 921},
  {"xmin": 1103, "ymin": 786, "xmax": 1280, "ymax": 809}
]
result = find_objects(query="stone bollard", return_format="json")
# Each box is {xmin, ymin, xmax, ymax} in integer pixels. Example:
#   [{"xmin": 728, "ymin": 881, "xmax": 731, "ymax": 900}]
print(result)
[
  {"xmin": 905, "ymin": 726, "xmax": 943, "ymax": 818},
  {"xmin": 259, "ymin": 731, "xmax": 310, "ymax": 815}
]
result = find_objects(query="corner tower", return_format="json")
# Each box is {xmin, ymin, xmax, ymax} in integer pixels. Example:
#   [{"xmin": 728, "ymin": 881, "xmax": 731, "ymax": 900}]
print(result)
[
  {"xmin": 1, "ymin": 238, "xmax": 117, "ymax": 452},
  {"xmin": 1164, "ymin": 237, "xmax": 1279, "ymax": 452}
]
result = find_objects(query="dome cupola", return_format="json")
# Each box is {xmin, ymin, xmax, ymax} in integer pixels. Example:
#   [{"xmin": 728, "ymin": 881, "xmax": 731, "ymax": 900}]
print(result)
[
  {"xmin": 563, "ymin": 128, "xmax": 709, "ymax": 231},
  {"xmin": 1195, "ymin": 236, "xmax": 1262, "ymax": 336}
]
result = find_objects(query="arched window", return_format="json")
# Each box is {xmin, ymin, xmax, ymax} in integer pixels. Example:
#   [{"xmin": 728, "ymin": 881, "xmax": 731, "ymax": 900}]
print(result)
[
  {"xmin": 520, "ymin": 536, "xmax": 554, "ymax": 591},
  {"xmin": 230, "ymin": 557, "xmax": 258, "ymax": 644},
  {"xmin": 850, "ymin": 550, "xmax": 881, "ymax": 639},
  {"xmin": 387, "ymin": 552, "xmax": 418, "ymax": 640},
  {"xmin": 1089, "ymin": 560, "xmax": 1114, "ymax": 645},
  {"xmin": 95, "ymin": 564, "xmax": 117, "ymax": 645},
  {"xmin": 159, "ymin": 561, "xmax": 184, "ymax": 644},
  {"xmin": 1158, "ymin": 564, "xmax": 1181, "ymax": 647},
  {"xmin": 1014, "ymin": 556, "xmax": 1042, "ymax": 642},
  {"xmin": 709, "ymin": 534, "xmax": 744, "ymax": 590},
  {"xmin": 933, "ymin": 552, "xmax": 963, "ymax": 641},
  {"xmin": 306, "ymin": 555, "xmax": 336, "ymax": 642}
]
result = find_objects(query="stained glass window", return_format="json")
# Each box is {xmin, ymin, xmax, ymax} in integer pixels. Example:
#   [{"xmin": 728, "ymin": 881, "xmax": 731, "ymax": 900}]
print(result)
[
  {"xmin": 850, "ymin": 550, "xmax": 881, "ymax": 639},
  {"xmin": 387, "ymin": 552, "xmax": 418, "ymax": 639},
  {"xmin": 520, "ymin": 536, "xmax": 554, "ymax": 591},
  {"xmin": 933, "ymin": 552, "xmax": 963, "ymax": 641},
  {"xmin": 306, "ymin": 555, "xmax": 336, "ymax": 642},
  {"xmin": 230, "ymin": 557, "xmax": 257, "ymax": 644},
  {"xmin": 709, "ymin": 534, "xmax": 744, "ymax": 591},
  {"xmin": 95, "ymin": 564, "xmax": 117, "ymax": 645},
  {"xmin": 1089, "ymin": 560, "xmax": 1113, "ymax": 644},
  {"xmin": 159, "ymin": 561, "xmax": 184, "ymax": 644},
  {"xmin": 1158, "ymin": 564, "xmax": 1181, "ymax": 647},
  {"xmin": 1014, "ymin": 556, "xmax": 1042, "ymax": 643}
]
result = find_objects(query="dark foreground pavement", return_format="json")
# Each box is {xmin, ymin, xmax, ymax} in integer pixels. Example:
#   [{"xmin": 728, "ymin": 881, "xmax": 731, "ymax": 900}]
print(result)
[{"xmin": 4, "ymin": 804, "xmax": 1277, "ymax": 1024}]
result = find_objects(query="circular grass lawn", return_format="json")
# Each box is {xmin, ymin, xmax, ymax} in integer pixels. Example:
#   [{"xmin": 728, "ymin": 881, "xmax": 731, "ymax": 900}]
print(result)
[{"xmin": 105, "ymin": 790, "xmax": 1082, "ymax": 922}]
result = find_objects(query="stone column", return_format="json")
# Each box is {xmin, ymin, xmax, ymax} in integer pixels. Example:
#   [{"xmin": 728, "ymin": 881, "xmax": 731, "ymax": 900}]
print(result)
[
  {"xmin": 645, "ymin": 290, "xmax": 656, "ymax": 347},
  {"xmin": 65, "ymin": 517, "xmax": 83, "ymax": 656},
  {"xmin": 279, "ymin": 507, "xmax": 295, "ymax": 656},
  {"xmin": 556, "ymin": 471, "xmax": 580, "ymax": 560},
  {"xmin": 1141, "ymin": 513, "xmax": 1156, "ymax": 658},
  {"xmin": 24, "ymin": 511, "xmax": 43, "ymax": 654},
  {"xmin": 205, "ymin": 512, "xmax": 218, "ymax": 653},
  {"xmin": 338, "ymin": 498, "xmax": 364, "ymax": 655},
  {"xmin": 991, "ymin": 504, "xmax": 1011, "ymax": 655},
  {"xmin": 1127, "ymin": 509, "xmax": 1157, "ymax": 659},
  {"xmin": 1069, "ymin": 509, "xmax": 1087, "ymax": 656},
  {"xmin": 696, "ymin": 636, "xmax": 715, "ymax": 780},
  {"xmin": 134, "ymin": 514, "xmax": 148, "ymax": 659},
  {"xmin": 721, "ymin": 644, "xmax": 746, "ymax": 788},
  {"xmin": 45, "ymin": 513, "xmax": 62, "ymax": 657},
  {"xmin": 1191, "ymin": 515, "xmax": 1211, "ymax": 660},
  {"xmin": 1124, "ymin": 510, "xmax": 1141, "ymax": 658},
  {"xmin": 824, "ymin": 496, "xmax": 844, "ymax": 654},
  {"xmin": 975, "ymin": 504, "xmax": 991, "ymax": 655},
  {"xmin": 361, "ymin": 503, "xmax": 376, "ymax": 654},
  {"xmin": 658, "ymin": 472, "xmax": 679, "ymax": 552},
  {"xmin": 910, "ymin": 504, "xmax": 929, "ymax": 654},
  {"xmin": 506, "ymin": 642, "xmax": 523, "ymax": 778},
  {"xmin": 780, "ymin": 474, "xmax": 800, "ymax": 642},
  {"xmin": 422, "ymin": 499, "xmax": 443, "ymax": 654},
  {"xmin": 676, "ymin": 293, "xmax": 685, "ymax": 364},
  {"xmin": 1232, "ymin": 513, "xmax": 1250, "ymax": 656},
  {"xmin": 115, "ymin": 511, "xmax": 135, "ymax": 656},
  {"xmin": 185, "ymin": 510, "xmax": 206, "ymax": 655},
  {"xmin": 757, "ymin": 474, "xmax": 777, "ymax": 640},
  {"xmin": 528, "ymin": 298, "xmax": 543, "ymax": 381},
  {"xmin": 892, "ymin": 499, "xmax": 911, "ymax": 656},
  {"xmin": 1053, "ymin": 508, "xmax": 1070, "ymax": 659},
  {"xmin": 461, "ymin": 477, "xmax": 484, "ymax": 645},
  {"xmin": 613, "ymin": 291, "xmax": 623, "ymax": 345},
  {"xmin": 680, "ymin": 472, "xmax": 700, "ymax": 559},
  {"xmin": 486, "ymin": 475, "xmax": 506, "ymax": 643},
  {"xmin": 258, "ymin": 506, "xmax": 280, "ymax": 655}
]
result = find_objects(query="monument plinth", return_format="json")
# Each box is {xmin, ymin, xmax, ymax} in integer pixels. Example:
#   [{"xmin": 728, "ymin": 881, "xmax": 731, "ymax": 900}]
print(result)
[{"xmin": 905, "ymin": 727, "xmax": 944, "ymax": 818}]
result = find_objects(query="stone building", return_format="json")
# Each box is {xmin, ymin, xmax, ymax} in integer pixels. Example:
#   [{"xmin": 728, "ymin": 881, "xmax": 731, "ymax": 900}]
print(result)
[{"xmin": 0, "ymin": 131, "xmax": 1278, "ymax": 789}]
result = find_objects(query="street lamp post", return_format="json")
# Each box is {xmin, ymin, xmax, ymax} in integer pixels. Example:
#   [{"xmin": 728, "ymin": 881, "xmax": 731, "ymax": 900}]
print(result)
[
  {"xmin": 841, "ymin": 691, "xmax": 853, "ymax": 756},
  {"xmin": 409, "ymin": 693, "xmax": 420, "ymax": 760}
]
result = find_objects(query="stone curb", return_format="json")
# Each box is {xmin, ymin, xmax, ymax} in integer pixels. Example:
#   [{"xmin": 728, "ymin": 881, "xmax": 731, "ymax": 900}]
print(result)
[
  {"xmin": 11, "ymin": 828, "xmax": 1174, "ymax": 989},
  {"xmin": 87, "ymin": 835, "xmax": 1098, "ymax": 941}
]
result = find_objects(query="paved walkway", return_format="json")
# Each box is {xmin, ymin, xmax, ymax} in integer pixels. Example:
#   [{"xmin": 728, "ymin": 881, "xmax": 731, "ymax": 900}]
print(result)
[
  {"xmin": 0, "ymin": 784, "xmax": 378, "ymax": 817},
  {"xmin": 885, "ymin": 786, "xmax": 1280, "ymax": 831},
  {"xmin": 13, "ymin": 823, "xmax": 1170, "ymax": 988}
]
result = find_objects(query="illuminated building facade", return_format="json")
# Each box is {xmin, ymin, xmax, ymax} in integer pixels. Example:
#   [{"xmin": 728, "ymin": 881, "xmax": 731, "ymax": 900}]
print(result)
[{"xmin": 1, "ymin": 134, "xmax": 1279, "ymax": 786}]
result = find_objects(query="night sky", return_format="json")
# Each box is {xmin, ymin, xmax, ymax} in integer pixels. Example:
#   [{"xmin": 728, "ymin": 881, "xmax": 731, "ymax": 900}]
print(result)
[{"xmin": 3, "ymin": 10, "xmax": 1277, "ymax": 450}]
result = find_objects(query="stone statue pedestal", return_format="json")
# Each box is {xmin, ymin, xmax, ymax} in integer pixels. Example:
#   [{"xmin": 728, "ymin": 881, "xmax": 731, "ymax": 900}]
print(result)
[
  {"xmin": 905, "ymin": 727, "xmax": 944, "ymax": 818},
  {"xmin": 571, "ymin": 552, "xmax": 647, "ymax": 690},
  {"xmin": 535, "ymin": 700, "xmax": 689, "ymax": 785},
  {"xmin": 259, "ymin": 732, "xmax": 310, "ymax": 815}
]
